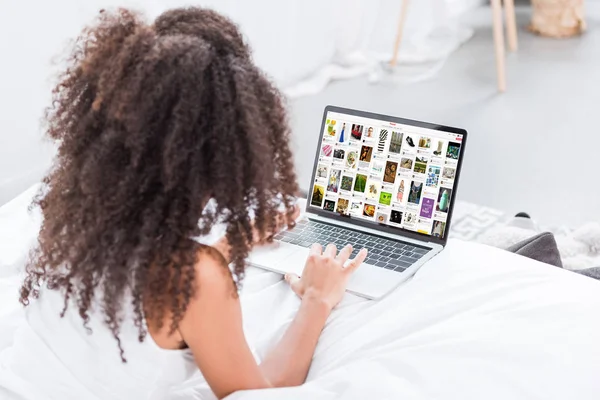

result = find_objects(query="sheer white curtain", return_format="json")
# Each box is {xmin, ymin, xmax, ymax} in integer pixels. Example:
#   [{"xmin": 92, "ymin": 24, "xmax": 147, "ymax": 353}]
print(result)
[{"xmin": 279, "ymin": 0, "xmax": 476, "ymax": 96}]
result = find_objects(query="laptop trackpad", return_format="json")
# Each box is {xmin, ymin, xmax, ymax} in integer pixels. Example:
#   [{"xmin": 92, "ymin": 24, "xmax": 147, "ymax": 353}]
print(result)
[
  {"xmin": 280, "ymin": 248, "xmax": 310, "ymax": 276},
  {"xmin": 247, "ymin": 241, "xmax": 299, "ymax": 267},
  {"xmin": 248, "ymin": 242, "xmax": 310, "ymax": 277}
]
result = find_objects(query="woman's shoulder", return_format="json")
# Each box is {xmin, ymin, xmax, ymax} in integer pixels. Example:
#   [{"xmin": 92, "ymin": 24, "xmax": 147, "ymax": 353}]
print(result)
[{"xmin": 193, "ymin": 244, "xmax": 237, "ymax": 297}]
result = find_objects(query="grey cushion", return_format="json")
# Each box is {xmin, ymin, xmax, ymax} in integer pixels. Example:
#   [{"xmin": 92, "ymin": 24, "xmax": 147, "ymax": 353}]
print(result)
[
  {"xmin": 506, "ymin": 232, "xmax": 563, "ymax": 268},
  {"xmin": 506, "ymin": 232, "xmax": 600, "ymax": 280},
  {"xmin": 576, "ymin": 267, "xmax": 600, "ymax": 280}
]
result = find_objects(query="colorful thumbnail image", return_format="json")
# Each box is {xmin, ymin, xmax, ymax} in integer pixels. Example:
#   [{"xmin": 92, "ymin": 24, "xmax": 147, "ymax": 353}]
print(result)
[
  {"xmin": 333, "ymin": 148, "xmax": 345, "ymax": 160},
  {"xmin": 376, "ymin": 212, "xmax": 388, "ymax": 224},
  {"xmin": 365, "ymin": 179, "xmax": 381, "ymax": 201},
  {"xmin": 371, "ymin": 161, "xmax": 384, "ymax": 175},
  {"xmin": 340, "ymin": 175, "xmax": 354, "ymax": 191},
  {"xmin": 414, "ymin": 156, "xmax": 428, "ymax": 174},
  {"xmin": 404, "ymin": 211, "xmax": 417, "ymax": 225},
  {"xmin": 418, "ymin": 137, "xmax": 431, "ymax": 149},
  {"xmin": 420, "ymin": 197, "xmax": 434, "ymax": 219},
  {"xmin": 388, "ymin": 131, "xmax": 403, "ymax": 154},
  {"xmin": 408, "ymin": 181, "xmax": 423, "ymax": 204},
  {"xmin": 400, "ymin": 158, "xmax": 413, "ymax": 170},
  {"xmin": 436, "ymin": 188, "xmax": 452, "ymax": 212},
  {"xmin": 432, "ymin": 140, "xmax": 444, "ymax": 156},
  {"xmin": 442, "ymin": 167, "xmax": 455, "ymax": 180},
  {"xmin": 390, "ymin": 209, "xmax": 403, "ymax": 224},
  {"xmin": 365, "ymin": 126, "xmax": 375, "ymax": 139},
  {"xmin": 446, "ymin": 142, "xmax": 461, "ymax": 160},
  {"xmin": 383, "ymin": 161, "xmax": 398, "ymax": 184},
  {"xmin": 354, "ymin": 174, "xmax": 367, "ymax": 192},
  {"xmin": 378, "ymin": 129, "xmax": 388, "ymax": 152},
  {"xmin": 363, "ymin": 203, "xmax": 376, "ymax": 218},
  {"xmin": 426, "ymin": 166, "xmax": 441, "ymax": 188},
  {"xmin": 316, "ymin": 164, "xmax": 328, "ymax": 179},
  {"xmin": 432, "ymin": 220, "xmax": 446, "ymax": 238},
  {"xmin": 311, "ymin": 184, "xmax": 325, "ymax": 206},
  {"xmin": 338, "ymin": 122, "xmax": 348, "ymax": 143},
  {"xmin": 379, "ymin": 191, "xmax": 392, "ymax": 206},
  {"xmin": 351, "ymin": 124, "xmax": 363, "ymax": 140},
  {"xmin": 395, "ymin": 179, "xmax": 406, "ymax": 203},
  {"xmin": 323, "ymin": 199, "xmax": 336, "ymax": 212},
  {"xmin": 327, "ymin": 169, "xmax": 341, "ymax": 193},
  {"xmin": 350, "ymin": 201, "xmax": 363, "ymax": 215},
  {"xmin": 325, "ymin": 119, "xmax": 337, "ymax": 137},
  {"xmin": 321, "ymin": 143, "xmax": 333, "ymax": 157},
  {"xmin": 336, "ymin": 198, "xmax": 350, "ymax": 214},
  {"xmin": 346, "ymin": 150, "xmax": 358, "ymax": 169},
  {"xmin": 359, "ymin": 145, "xmax": 373, "ymax": 162}
]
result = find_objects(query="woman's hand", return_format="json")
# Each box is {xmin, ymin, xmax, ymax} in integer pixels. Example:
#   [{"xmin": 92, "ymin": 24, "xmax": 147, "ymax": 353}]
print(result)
[{"xmin": 285, "ymin": 243, "xmax": 367, "ymax": 311}]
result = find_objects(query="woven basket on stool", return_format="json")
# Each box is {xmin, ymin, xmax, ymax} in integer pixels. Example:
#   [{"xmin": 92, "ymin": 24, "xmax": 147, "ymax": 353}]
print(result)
[{"xmin": 530, "ymin": 0, "xmax": 586, "ymax": 38}]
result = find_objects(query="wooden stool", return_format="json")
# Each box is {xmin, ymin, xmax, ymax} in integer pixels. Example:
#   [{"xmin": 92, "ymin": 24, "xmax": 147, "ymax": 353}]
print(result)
[
  {"xmin": 492, "ymin": 0, "xmax": 518, "ymax": 92},
  {"xmin": 389, "ymin": 0, "xmax": 518, "ymax": 92}
]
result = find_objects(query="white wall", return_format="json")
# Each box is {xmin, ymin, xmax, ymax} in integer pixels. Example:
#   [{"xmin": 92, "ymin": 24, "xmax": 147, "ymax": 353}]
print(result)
[
  {"xmin": 0, "ymin": 1, "xmax": 125, "ymax": 205},
  {"xmin": 0, "ymin": 2, "xmax": 66, "ymax": 205}
]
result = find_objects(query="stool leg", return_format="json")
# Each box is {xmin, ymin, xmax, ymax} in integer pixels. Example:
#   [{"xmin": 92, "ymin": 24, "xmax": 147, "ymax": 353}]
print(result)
[
  {"xmin": 504, "ymin": 0, "xmax": 518, "ymax": 51},
  {"xmin": 389, "ymin": 0, "xmax": 411, "ymax": 68},
  {"xmin": 491, "ymin": 0, "xmax": 506, "ymax": 92}
]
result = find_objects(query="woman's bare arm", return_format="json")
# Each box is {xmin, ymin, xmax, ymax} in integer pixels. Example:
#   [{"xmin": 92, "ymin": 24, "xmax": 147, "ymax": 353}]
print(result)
[
  {"xmin": 258, "ymin": 293, "xmax": 330, "ymax": 387},
  {"xmin": 176, "ymin": 252, "xmax": 325, "ymax": 398},
  {"xmin": 259, "ymin": 243, "xmax": 367, "ymax": 385},
  {"xmin": 178, "ymin": 243, "xmax": 365, "ymax": 399},
  {"xmin": 177, "ymin": 252, "xmax": 268, "ymax": 399}
]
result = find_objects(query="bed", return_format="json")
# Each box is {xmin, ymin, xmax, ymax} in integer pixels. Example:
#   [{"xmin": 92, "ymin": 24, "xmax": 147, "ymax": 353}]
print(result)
[{"xmin": 1, "ymin": 186, "xmax": 599, "ymax": 400}]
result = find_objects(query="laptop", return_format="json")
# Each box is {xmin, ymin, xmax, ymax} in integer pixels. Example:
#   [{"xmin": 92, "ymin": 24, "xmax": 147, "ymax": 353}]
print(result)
[{"xmin": 248, "ymin": 105, "xmax": 467, "ymax": 299}]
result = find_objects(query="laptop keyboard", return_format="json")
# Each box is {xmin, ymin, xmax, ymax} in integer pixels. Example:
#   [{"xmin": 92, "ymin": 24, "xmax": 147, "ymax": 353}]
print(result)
[{"xmin": 273, "ymin": 220, "xmax": 429, "ymax": 273}]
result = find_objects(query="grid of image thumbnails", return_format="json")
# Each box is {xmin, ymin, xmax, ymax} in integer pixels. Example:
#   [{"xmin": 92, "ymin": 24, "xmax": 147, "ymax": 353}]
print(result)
[{"xmin": 310, "ymin": 114, "xmax": 462, "ymax": 238}]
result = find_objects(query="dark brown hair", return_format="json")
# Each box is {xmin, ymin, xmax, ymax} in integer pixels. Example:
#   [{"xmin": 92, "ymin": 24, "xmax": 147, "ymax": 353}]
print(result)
[{"xmin": 19, "ymin": 7, "xmax": 298, "ymax": 359}]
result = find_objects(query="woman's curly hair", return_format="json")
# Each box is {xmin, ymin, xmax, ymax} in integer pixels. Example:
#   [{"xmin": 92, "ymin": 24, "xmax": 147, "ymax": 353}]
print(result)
[{"xmin": 19, "ymin": 7, "xmax": 298, "ymax": 360}]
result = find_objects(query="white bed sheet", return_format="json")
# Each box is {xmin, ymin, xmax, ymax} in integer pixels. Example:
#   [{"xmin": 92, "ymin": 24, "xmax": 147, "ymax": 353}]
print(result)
[{"xmin": 1, "ymin": 186, "xmax": 600, "ymax": 400}]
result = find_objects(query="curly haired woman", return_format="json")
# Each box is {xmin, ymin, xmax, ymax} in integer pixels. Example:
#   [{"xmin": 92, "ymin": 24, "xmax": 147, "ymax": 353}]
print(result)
[{"xmin": 0, "ymin": 7, "xmax": 366, "ymax": 400}]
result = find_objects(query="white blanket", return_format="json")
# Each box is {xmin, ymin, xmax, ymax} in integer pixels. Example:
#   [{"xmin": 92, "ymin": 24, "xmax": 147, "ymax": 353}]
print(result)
[{"xmin": 1, "ymin": 187, "xmax": 600, "ymax": 400}]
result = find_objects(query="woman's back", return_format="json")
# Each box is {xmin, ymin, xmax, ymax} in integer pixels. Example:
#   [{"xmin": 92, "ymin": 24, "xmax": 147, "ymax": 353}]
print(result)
[{"xmin": 0, "ymin": 286, "xmax": 196, "ymax": 400}]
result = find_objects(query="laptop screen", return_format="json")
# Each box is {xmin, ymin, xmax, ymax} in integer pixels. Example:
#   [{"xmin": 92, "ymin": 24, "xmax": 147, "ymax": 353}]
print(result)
[{"xmin": 308, "ymin": 110, "xmax": 464, "ymax": 239}]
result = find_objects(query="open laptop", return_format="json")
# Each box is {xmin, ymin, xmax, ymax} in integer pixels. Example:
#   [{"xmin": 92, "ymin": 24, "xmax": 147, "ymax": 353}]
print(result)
[{"xmin": 248, "ymin": 105, "xmax": 467, "ymax": 299}]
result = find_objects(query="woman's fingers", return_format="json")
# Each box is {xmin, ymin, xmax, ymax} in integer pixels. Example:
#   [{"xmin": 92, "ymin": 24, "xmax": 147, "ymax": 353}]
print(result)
[
  {"xmin": 324, "ymin": 243, "xmax": 337, "ymax": 258},
  {"xmin": 344, "ymin": 248, "xmax": 368, "ymax": 274},
  {"xmin": 309, "ymin": 243, "xmax": 323, "ymax": 256},
  {"xmin": 336, "ymin": 244, "xmax": 353, "ymax": 264}
]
